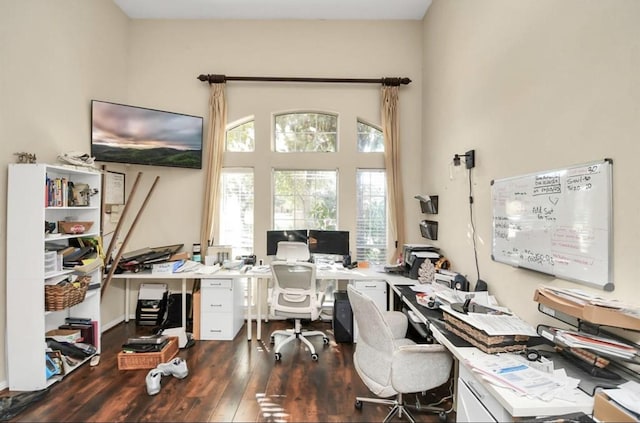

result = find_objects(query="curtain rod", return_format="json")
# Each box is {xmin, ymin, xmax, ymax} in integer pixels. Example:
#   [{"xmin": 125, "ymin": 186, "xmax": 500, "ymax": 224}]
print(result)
[{"xmin": 197, "ymin": 74, "xmax": 411, "ymax": 86}]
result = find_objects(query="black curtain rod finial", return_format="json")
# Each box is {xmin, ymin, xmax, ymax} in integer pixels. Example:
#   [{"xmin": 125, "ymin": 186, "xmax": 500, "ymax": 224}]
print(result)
[
  {"xmin": 381, "ymin": 77, "xmax": 412, "ymax": 86},
  {"xmin": 198, "ymin": 74, "xmax": 227, "ymax": 84}
]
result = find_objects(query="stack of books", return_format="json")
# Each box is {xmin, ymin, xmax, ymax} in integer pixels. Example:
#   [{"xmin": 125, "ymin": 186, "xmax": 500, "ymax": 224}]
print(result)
[{"xmin": 121, "ymin": 334, "xmax": 169, "ymax": 353}]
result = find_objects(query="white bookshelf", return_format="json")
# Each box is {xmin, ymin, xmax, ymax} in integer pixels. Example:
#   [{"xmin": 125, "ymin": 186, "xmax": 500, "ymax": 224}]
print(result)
[{"xmin": 6, "ymin": 164, "xmax": 102, "ymax": 391}]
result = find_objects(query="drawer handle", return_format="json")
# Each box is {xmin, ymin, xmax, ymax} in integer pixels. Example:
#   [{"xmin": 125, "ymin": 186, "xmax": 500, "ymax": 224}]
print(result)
[
  {"xmin": 466, "ymin": 380, "xmax": 485, "ymax": 400},
  {"xmin": 209, "ymin": 304, "xmax": 223, "ymax": 307},
  {"xmin": 209, "ymin": 329, "xmax": 222, "ymax": 333}
]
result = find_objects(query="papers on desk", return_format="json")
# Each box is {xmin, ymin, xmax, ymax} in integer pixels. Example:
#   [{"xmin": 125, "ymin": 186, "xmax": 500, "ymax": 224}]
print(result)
[
  {"xmin": 441, "ymin": 304, "xmax": 538, "ymax": 337},
  {"xmin": 539, "ymin": 325, "xmax": 639, "ymax": 361},
  {"xmin": 251, "ymin": 265, "xmax": 271, "ymax": 273},
  {"xmin": 538, "ymin": 285, "xmax": 640, "ymax": 318},
  {"xmin": 465, "ymin": 353, "xmax": 580, "ymax": 402},
  {"xmin": 602, "ymin": 381, "xmax": 640, "ymax": 417},
  {"xmin": 174, "ymin": 260, "xmax": 221, "ymax": 274},
  {"xmin": 194, "ymin": 264, "xmax": 221, "ymax": 275},
  {"xmin": 418, "ymin": 283, "xmax": 493, "ymax": 307}
]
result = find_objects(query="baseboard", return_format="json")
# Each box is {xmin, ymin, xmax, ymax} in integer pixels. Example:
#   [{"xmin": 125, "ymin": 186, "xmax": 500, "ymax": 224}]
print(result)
[{"xmin": 102, "ymin": 315, "xmax": 130, "ymax": 332}]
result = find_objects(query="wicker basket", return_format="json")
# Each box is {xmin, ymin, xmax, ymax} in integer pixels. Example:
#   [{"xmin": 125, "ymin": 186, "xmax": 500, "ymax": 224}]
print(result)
[
  {"xmin": 45, "ymin": 277, "xmax": 90, "ymax": 311},
  {"xmin": 117, "ymin": 337, "xmax": 179, "ymax": 370}
]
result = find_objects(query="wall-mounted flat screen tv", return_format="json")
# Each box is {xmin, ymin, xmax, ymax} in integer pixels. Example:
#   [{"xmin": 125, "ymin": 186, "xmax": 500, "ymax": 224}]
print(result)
[{"xmin": 91, "ymin": 100, "xmax": 203, "ymax": 169}]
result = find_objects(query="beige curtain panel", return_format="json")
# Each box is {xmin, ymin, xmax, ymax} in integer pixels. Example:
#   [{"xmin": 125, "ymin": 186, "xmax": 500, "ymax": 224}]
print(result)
[
  {"xmin": 200, "ymin": 83, "xmax": 228, "ymax": 251},
  {"xmin": 381, "ymin": 85, "xmax": 405, "ymax": 263}
]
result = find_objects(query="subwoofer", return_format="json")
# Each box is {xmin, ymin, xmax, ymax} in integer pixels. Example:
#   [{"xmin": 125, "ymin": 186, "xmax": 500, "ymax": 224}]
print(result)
[{"xmin": 333, "ymin": 291, "xmax": 353, "ymax": 343}]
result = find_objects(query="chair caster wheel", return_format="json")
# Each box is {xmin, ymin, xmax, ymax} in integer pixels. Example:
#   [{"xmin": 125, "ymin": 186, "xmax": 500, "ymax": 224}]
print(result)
[
  {"xmin": 311, "ymin": 353, "xmax": 318, "ymax": 361},
  {"xmin": 354, "ymin": 400, "xmax": 363, "ymax": 410},
  {"xmin": 274, "ymin": 352, "xmax": 282, "ymax": 361},
  {"xmin": 438, "ymin": 411, "xmax": 447, "ymax": 422},
  {"xmin": 322, "ymin": 337, "xmax": 329, "ymax": 345},
  {"xmin": 270, "ymin": 336, "xmax": 275, "ymax": 344}
]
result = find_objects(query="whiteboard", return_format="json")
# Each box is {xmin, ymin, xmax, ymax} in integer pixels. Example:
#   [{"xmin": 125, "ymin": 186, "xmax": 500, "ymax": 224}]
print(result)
[{"xmin": 491, "ymin": 159, "xmax": 613, "ymax": 291}]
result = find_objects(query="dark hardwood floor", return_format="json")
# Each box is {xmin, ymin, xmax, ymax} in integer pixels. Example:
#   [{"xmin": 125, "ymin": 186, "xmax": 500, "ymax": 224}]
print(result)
[{"xmin": 3, "ymin": 320, "xmax": 455, "ymax": 422}]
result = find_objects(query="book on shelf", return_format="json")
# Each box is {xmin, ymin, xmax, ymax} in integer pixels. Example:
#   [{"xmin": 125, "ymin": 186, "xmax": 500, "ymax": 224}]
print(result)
[{"xmin": 65, "ymin": 316, "xmax": 92, "ymax": 325}]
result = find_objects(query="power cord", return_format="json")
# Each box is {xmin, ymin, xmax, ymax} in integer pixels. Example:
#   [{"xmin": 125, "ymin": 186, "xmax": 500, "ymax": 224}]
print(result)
[{"xmin": 468, "ymin": 168, "xmax": 481, "ymax": 283}]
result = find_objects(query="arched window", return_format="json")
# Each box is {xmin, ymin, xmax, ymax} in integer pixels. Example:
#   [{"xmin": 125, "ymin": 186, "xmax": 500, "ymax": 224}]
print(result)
[
  {"xmin": 274, "ymin": 112, "xmax": 338, "ymax": 152},
  {"xmin": 225, "ymin": 118, "xmax": 255, "ymax": 152}
]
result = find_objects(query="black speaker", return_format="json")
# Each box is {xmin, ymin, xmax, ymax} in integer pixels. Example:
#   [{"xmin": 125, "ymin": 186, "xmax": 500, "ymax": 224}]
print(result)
[
  {"xmin": 160, "ymin": 293, "xmax": 192, "ymax": 329},
  {"xmin": 333, "ymin": 291, "xmax": 353, "ymax": 343},
  {"xmin": 453, "ymin": 274, "xmax": 469, "ymax": 291},
  {"xmin": 475, "ymin": 279, "xmax": 488, "ymax": 292}
]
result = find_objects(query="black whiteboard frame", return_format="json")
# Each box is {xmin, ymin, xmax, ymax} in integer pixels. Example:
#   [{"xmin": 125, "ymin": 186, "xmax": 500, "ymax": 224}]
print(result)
[{"xmin": 490, "ymin": 159, "xmax": 613, "ymax": 291}]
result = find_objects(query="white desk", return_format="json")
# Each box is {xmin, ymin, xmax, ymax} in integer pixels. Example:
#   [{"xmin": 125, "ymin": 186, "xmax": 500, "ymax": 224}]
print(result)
[
  {"xmin": 390, "ymin": 283, "xmax": 594, "ymax": 420},
  {"xmin": 111, "ymin": 267, "xmax": 412, "ymax": 343},
  {"xmin": 246, "ymin": 266, "xmax": 412, "ymax": 340},
  {"xmin": 110, "ymin": 272, "xmax": 203, "ymax": 346}
]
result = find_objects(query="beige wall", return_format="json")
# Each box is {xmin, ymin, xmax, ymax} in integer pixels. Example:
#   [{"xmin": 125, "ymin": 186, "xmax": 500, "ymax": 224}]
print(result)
[
  {"xmin": 120, "ymin": 19, "xmax": 424, "ymax": 254},
  {"xmin": 0, "ymin": 0, "xmax": 129, "ymax": 388},
  {"xmin": 422, "ymin": 0, "xmax": 640, "ymax": 326}
]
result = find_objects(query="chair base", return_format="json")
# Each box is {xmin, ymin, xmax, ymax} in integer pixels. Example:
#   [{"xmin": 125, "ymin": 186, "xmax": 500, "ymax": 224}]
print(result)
[
  {"xmin": 355, "ymin": 393, "xmax": 448, "ymax": 423},
  {"xmin": 270, "ymin": 319, "xmax": 329, "ymax": 361}
]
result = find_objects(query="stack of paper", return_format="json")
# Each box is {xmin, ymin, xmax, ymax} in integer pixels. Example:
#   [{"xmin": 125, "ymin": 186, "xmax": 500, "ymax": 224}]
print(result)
[
  {"xmin": 465, "ymin": 354, "xmax": 580, "ymax": 401},
  {"xmin": 553, "ymin": 328, "xmax": 638, "ymax": 360},
  {"xmin": 441, "ymin": 304, "xmax": 538, "ymax": 337}
]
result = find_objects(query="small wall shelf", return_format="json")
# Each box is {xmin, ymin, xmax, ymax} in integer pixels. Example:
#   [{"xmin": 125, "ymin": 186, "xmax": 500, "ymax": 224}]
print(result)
[
  {"xmin": 416, "ymin": 195, "xmax": 438, "ymax": 214},
  {"xmin": 420, "ymin": 220, "xmax": 438, "ymax": 240}
]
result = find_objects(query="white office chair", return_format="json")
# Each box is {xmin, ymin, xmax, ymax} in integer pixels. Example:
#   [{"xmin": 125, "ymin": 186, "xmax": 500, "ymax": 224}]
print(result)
[
  {"xmin": 347, "ymin": 285, "xmax": 453, "ymax": 422},
  {"xmin": 269, "ymin": 241, "xmax": 329, "ymax": 361}
]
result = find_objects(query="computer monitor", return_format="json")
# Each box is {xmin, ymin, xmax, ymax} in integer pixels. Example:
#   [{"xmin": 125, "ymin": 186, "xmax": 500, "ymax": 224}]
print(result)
[
  {"xmin": 266, "ymin": 229, "xmax": 308, "ymax": 256},
  {"xmin": 308, "ymin": 230, "xmax": 350, "ymax": 256}
]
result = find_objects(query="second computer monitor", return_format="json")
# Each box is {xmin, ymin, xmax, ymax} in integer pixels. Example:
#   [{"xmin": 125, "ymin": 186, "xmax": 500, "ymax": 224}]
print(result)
[
  {"xmin": 266, "ymin": 229, "xmax": 308, "ymax": 256},
  {"xmin": 308, "ymin": 230, "xmax": 350, "ymax": 256}
]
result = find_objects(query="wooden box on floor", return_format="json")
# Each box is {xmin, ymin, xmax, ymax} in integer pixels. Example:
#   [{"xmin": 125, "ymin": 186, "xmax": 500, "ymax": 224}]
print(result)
[{"xmin": 117, "ymin": 336, "xmax": 179, "ymax": 370}]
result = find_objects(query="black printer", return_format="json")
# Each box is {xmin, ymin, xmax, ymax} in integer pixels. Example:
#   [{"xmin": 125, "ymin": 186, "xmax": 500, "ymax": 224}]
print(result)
[{"xmin": 402, "ymin": 244, "xmax": 441, "ymax": 279}]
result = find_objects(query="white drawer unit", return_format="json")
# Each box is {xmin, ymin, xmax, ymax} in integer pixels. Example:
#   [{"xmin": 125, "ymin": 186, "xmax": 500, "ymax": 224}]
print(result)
[
  {"xmin": 456, "ymin": 362, "xmax": 511, "ymax": 423},
  {"xmin": 351, "ymin": 280, "xmax": 387, "ymax": 342},
  {"xmin": 200, "ymin": 278, "xmax": 246, "ymax": 341}
]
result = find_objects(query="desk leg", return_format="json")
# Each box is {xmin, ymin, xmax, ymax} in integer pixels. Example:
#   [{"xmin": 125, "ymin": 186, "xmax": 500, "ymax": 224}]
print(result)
[
  {"xmin": 247, "ymin": 277, "xmax": 253, "ymax": 341},
  {"xmin": 257, "ymin": 277, "xmax": 262, "ymax": 340},
  {"xmin": 182, "ymin": 278, "xmax": 187, "ymax": 330},
  {"xmin": 125, "ymin": 278, "xmax": 130, "ymax": 323}
]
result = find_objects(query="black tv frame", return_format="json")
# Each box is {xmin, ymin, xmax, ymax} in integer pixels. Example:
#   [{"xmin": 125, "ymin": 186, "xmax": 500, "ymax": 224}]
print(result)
[{"xmin": 91, "ymin": 100, "xmax": 203, "ymax": 169}]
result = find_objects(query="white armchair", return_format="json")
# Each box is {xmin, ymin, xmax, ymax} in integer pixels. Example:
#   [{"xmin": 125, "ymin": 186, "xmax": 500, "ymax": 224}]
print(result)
[{"xmin": 347, "ymin": 284, "xmax": 453, "ymax": 422}]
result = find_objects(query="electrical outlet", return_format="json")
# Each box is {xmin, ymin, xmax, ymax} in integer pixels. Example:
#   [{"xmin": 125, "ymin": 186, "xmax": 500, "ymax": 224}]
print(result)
[{"xmin": 465, "ymin": 149, "xmax": 475, "ymax": 169}]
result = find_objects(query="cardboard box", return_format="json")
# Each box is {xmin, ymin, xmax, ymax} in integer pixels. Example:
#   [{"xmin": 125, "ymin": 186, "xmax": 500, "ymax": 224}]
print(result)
[
  {"xmin": 151, "ymin": 260, "xmax": 184, "ymax": 275},
  {"xmin": 45, "ymin": 329, "xmax": 82, "ymax": 343},
  {"xmin": 593, "ymin": 392, "xmax": 638, "ymax": 422},
  {"xmin": 534, "ymin": 288, "xmax": 640, "ymax": 331},
  {"xmin": 169, "ymin": 251, "xmax": 190, "ymax": 261}
]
